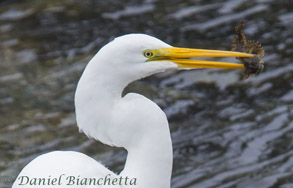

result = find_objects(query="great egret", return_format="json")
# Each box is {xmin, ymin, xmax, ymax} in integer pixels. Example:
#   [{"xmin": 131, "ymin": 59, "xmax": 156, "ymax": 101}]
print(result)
[{"xmin": 12, "ymin": 34, "xmax": 253, "ymax": 188}]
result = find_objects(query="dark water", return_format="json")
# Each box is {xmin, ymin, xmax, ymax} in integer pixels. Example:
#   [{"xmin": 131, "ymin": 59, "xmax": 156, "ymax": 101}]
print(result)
[{"xmin": 0, "ymin": 0, "xmax": 293, "ymax": 187}]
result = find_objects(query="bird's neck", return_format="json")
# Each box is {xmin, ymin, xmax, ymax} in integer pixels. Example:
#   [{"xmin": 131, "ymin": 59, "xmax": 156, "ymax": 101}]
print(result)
[
  {"xmin": 75, "ymin": 64, "xmax": 129, "ymax": 144},
  {"xmin": 121, "ymin": 129, "xmax": 172, "ymax": 188},
  {"xmin": 75, "ymin": 60, "xmax": 173, "ymax": 188}
]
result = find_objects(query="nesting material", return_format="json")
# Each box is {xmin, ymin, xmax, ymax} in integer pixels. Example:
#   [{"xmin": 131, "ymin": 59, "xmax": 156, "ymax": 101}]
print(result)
[{"xmin": 231, "ymin": 21, "xmax": 264, "ymax": 79}]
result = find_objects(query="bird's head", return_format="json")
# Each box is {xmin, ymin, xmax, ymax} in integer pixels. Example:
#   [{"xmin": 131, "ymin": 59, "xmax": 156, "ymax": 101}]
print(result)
[
  {"xmin": 75, "ymin": 34, "xmax": 255, "ymax": 147},
  {"xmin": 92, "ymin": 33, "xmax": 253, "ymax": 84}
]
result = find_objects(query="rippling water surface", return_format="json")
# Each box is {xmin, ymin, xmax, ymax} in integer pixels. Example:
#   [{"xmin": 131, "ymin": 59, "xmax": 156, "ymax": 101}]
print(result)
[{"xmin": 0, "ymin": 0, "xmax": 293, "ymax": 187}]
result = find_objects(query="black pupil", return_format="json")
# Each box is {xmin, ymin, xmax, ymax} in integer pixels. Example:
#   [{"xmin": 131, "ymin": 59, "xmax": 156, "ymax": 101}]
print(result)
[{"xmin": 146, "ymin": 52, "xmax": 152, "ymax": 57}]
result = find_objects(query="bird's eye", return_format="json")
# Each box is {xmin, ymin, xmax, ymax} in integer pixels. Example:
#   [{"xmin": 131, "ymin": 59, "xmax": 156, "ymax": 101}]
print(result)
[{"xmin": 143, "ymin": 50, "xmax": 154, "ymax": 58}]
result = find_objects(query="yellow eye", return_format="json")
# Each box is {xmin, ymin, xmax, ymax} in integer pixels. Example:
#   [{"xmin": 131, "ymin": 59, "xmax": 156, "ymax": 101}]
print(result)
[{"xmin": 143, "ymin": 50, "xmax": 154, "ymax": 58}]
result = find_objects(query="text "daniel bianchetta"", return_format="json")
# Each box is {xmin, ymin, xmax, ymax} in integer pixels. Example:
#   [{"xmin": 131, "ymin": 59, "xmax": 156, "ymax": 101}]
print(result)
[{"xmin": 15, "ymin": 174, "xmax": 137, "ymax": 186}]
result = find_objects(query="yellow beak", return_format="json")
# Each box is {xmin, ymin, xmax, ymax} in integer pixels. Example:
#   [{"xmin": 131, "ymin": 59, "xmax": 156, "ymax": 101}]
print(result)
[{"xmin": 146, "ymin": 47, "xmax": 254, "ymax": 69}]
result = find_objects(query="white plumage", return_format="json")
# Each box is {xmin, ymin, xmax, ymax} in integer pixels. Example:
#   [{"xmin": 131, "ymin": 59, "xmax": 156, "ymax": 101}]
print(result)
[{"xmin": 12, "ymin": 34, "xmax": 252, "ymax": 188}]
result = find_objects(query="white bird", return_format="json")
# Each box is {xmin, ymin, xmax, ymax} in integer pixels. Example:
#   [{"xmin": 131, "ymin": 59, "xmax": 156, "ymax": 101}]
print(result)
[{"xmin": 12, "ymin": 34, "xmax": 253, "ymax": 188}]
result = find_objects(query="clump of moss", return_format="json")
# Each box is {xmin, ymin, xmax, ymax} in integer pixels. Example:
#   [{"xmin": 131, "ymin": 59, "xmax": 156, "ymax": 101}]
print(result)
[{"xmin": 231, "ymin": 21, "xmax": 265, "ymax": 79}]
